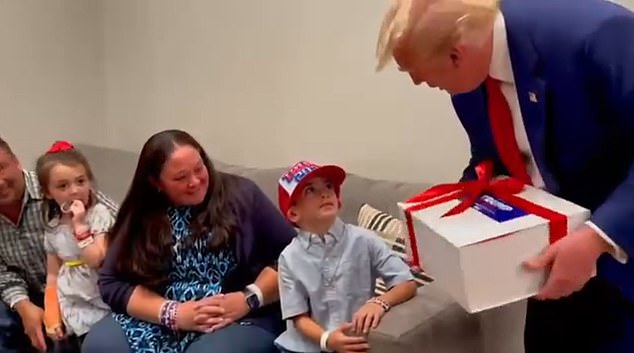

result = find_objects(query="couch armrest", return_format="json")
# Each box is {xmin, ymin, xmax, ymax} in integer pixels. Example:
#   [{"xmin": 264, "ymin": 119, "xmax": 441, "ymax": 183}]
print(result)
[{"xmin": 368, "ymin": 285, "xmax": 484, "ymax": 353}]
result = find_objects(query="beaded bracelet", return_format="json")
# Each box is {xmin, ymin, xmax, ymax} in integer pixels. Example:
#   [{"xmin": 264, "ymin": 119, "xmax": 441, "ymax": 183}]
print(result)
[
  {"xmin": 76, "ymin": 236, "xmax": 95, "ymax": 249},
  {"xmin": 159, "ymin": 300, "xmax": 179, "ymax": 330},
  {"xmin": 367, "ymin": 297, "xmax": 391, "ymax": 312},
  {"xmin": 74, "ymin": 229, "xmax": 92, "ymax": 241}
]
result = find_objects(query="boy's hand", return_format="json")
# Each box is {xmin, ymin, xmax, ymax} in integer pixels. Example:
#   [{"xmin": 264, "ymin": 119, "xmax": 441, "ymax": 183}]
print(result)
[
  {"xmin": 351, "ymin": 301, "xmax": 386, "ymax": 334},
  {"xmin": 327, "ymin": 323, "xmax": 370, "ymax": 353}
]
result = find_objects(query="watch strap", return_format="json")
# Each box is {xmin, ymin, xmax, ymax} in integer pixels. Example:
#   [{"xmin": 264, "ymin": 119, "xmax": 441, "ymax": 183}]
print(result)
[
  {"xmin": 246, "ymin": 284, "xmax": 263, "ymax": 305},
  {"xmin": 243, "ymin": 286, "xmax": 261, "ymax": 310}
]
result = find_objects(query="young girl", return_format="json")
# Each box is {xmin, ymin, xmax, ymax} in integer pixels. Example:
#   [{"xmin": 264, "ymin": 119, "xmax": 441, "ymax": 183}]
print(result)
[{"xmin": 37, "ymin": 140, "xmax": 114, "ymax": 349}]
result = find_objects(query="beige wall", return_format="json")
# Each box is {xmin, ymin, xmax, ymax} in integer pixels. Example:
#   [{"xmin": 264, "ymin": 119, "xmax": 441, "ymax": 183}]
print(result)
[
  {"xmin": 100, "ymin": 0, "xmax": 470, "ymax": 184},
  {"xmin": 99, "ymin": 0, "xmax": 634, "ymax": 183},
  {"xmin": 0, "ymin": 0, "xmax": 104, "ymax": 167},
  {"xmin": 4, "ymin": 0, "xmax": 633, "ymax": 182}
]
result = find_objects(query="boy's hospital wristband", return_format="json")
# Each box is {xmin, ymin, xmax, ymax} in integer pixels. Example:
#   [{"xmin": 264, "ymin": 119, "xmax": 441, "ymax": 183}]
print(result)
[{"xmin": 320, "ymin": 330, "xmax": 332, "ymax": 352}]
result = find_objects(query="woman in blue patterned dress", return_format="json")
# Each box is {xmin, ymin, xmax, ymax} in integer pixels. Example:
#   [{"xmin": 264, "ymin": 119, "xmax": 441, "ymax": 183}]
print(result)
[{"xmin": 80, "ymin": 129, "xmax": 297, "ymax": 353}]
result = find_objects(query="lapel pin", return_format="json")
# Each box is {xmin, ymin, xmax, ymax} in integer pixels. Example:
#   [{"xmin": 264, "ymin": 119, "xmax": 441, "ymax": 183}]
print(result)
[{"xmin": 529, "ymin": 92, "xmax": 538, "ymax": 103}]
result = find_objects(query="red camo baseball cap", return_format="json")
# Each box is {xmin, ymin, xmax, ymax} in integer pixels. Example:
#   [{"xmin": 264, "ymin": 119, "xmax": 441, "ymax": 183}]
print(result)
[{"xmin": 278, "ymin": 161, "xmax": 346, "ymax": 219}]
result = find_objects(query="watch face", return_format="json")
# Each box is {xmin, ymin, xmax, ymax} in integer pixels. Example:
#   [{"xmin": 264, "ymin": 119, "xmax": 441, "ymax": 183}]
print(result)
[{"xmin": 246, "ymin": 293, "xmax": 259, "ymax": 309}]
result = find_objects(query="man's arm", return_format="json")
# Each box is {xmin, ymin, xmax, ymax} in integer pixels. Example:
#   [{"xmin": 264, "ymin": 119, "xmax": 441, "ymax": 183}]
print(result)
[
  {"xmin": 460, "ymin": 145, "xmax": 488, "ymax": 181},
  {"xmin": 0, "ymin": 257, "xmax": 29, "ymax": 309},
  {"xmin": 451, "ymin": 91, "xmax": 506, "ymax": 182},
  {"xmin": 582, "ymin": 13, "xmax": 634, "ymax": 258}
]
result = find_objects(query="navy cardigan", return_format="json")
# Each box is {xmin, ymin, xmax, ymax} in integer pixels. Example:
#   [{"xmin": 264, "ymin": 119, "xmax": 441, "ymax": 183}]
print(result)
[{"xmin": 98, "ymin": 173, "xmax": 297, "ymax": 335}]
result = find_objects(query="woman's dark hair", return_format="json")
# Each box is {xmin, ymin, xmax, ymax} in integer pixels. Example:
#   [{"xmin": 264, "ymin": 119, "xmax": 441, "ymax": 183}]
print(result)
[
  {"xmin": 109, "ymin": 129, "xmax": 238, "ymax": 290},
  {"xmin": 35, "ymin": 144, "xmax": 96, "ymax": 223}
]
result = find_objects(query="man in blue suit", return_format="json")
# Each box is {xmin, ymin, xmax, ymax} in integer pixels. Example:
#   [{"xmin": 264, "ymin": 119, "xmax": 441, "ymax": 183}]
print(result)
[{"xmin": 376, "ymin": 0, "xmax": 634, "ymax": 351}]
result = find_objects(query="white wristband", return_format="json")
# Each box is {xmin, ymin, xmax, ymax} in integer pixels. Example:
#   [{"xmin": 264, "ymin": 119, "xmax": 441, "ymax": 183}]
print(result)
[
  {"xmin": 320, "ymin": 330, "xmax": 332, "ymax": 352},
  {"xmin": 246, "ymin": 283, "xmax": 264, "ymax": 305}
]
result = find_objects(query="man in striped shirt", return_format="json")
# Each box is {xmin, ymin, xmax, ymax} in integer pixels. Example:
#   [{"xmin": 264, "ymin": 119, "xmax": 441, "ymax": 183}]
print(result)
[{"xmin": 0, "ymin": 137, "xmax": 118, "ymax": 353}]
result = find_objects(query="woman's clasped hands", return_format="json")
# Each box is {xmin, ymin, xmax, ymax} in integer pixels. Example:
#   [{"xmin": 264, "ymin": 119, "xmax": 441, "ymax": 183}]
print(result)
[{"xmin": 175, "ymin": 292, "xmax": 251, "ymax": 333}]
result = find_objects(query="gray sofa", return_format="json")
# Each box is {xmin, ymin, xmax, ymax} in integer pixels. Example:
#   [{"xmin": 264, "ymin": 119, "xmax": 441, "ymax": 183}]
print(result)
[{"xmin": 79, "ymin": 143, "xmax": 525, "ymax": 353}]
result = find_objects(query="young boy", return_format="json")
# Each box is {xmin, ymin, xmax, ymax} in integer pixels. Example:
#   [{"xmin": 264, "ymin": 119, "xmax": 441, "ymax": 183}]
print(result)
[{"xmin": 275, "ymin": 161, "xmax": 417, "ymax": 353}]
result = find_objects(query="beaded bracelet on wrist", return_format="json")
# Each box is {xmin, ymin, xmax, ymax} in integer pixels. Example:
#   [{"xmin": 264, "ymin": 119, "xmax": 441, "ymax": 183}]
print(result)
[
  {"xmin": 367, "ymin": 297, "xmax": 390, "ymax": 312},
  {"xmin": 74, "ymin": 229, "xmax": 92, "ymax": 241},
  {"xmin": 74, "ymin": 229, "xmax": 94, "ymax": 249},
  {"xmin": 76, "ymin": 236, "xmax": 94, "ymax": 249},
  {"xmin": 159, "ymin": 300, "xmax": 179, "ymax": 331}
]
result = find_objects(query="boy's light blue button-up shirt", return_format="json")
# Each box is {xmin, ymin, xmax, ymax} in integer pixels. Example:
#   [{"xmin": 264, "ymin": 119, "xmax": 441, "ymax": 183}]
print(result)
[{"xmin": 275, "ymin": 217, "xmax": 414, "ymax": 353}]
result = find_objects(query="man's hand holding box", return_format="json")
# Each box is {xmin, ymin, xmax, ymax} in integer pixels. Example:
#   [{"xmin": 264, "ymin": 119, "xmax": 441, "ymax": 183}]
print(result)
[{"xmin": 398, "ymin": 161, "xmax": 591, "ymax": 313}]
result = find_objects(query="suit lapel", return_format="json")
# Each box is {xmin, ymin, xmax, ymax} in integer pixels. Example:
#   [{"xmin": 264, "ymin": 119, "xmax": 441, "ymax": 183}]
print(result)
[{"xmin": 503, "ymin": 3, "xmax": 559, "ymax": 193}]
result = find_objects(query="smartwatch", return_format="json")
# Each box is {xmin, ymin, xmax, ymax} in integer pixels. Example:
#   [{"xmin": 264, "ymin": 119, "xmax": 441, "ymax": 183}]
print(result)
[{"xmin": 243, "ymin": 287, "xmax": 261, "ymax": 311}]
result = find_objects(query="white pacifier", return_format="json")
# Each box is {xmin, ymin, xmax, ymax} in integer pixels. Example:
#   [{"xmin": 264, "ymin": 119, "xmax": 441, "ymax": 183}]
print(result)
[{"xmin": 60, "ymin": 201, "xmax": 73, "ymax": 214}]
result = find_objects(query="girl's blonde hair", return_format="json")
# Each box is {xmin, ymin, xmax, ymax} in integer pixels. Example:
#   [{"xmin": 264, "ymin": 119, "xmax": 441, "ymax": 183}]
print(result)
[{"xmin": 376, "ymin": 0, "xmax": 499, "ymax": 71}]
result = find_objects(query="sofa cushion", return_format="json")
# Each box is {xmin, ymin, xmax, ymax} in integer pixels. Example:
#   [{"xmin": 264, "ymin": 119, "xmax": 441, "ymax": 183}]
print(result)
[
  {"xmin": 370, "ymin": 285, "xmax": 485, "ymax": 353},
  {"xmin": 357, "ymin": 203, "xmax": 406, "ymax": 243},
  {"xmin": 76, "ymin": 143, "xmax": 492, "ymax": 353}
]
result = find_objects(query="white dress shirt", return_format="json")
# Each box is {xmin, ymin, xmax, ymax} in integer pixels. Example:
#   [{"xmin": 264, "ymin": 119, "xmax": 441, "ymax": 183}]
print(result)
[{"xmin": 490, "ymin": 13, "xmax": 627, "ymax": 263}]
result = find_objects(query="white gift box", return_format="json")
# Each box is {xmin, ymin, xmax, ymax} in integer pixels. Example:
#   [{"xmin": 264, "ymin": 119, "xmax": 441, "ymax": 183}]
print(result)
[{"xmin": 398, "ymin": 184, "xmax": 590, "ymax": 313}]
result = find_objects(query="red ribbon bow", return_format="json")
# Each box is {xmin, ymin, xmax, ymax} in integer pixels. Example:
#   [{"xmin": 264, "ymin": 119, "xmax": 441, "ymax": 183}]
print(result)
[
  {"xmin": 47, "ymin": 140, "xmax": 75, "ymax": 154},
  {"xmin": 403, "ymin": 161, "xmax": 567, "ymax": 270}
]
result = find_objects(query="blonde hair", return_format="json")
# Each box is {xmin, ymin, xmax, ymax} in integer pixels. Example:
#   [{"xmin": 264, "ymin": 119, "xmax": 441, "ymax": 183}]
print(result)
[{"xmin": 375, "ymin": 0, "xmax": 499, "ymax": 71}]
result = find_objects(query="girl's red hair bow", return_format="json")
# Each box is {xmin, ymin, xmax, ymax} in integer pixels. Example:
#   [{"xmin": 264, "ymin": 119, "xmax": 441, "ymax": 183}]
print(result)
[{"xmin": 47, "ymin": 141, "xmax": 74, "ymax": 153}]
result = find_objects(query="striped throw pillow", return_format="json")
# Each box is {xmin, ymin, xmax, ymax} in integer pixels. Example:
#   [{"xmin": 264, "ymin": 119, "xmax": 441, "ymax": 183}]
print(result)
[{"xmin": 357, "ymin": 203, "xmax": 433, "ymax": 295}]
